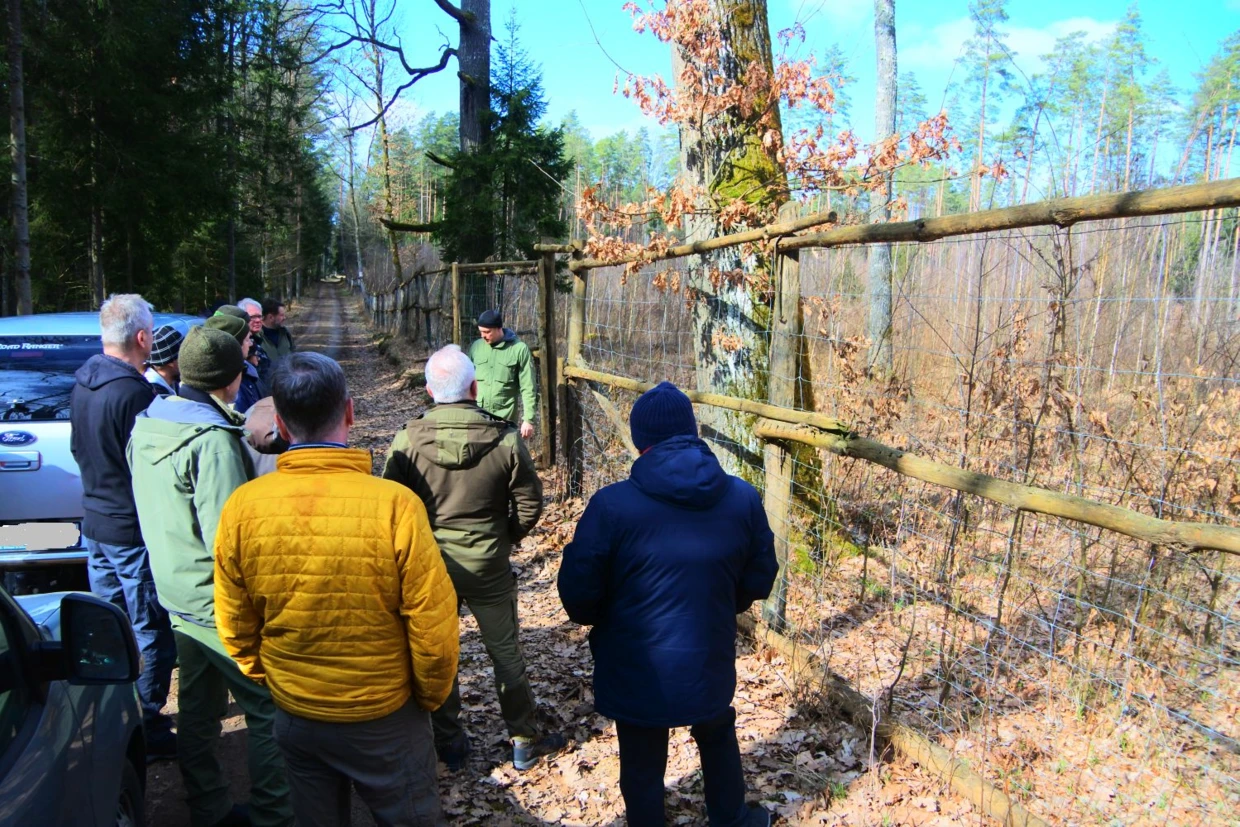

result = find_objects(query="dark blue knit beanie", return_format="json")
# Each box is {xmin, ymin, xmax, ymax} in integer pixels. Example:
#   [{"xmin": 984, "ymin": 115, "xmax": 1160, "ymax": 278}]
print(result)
[{"xmin": 630, "ymin": 381, "xmax": 697, "ymax": 452}]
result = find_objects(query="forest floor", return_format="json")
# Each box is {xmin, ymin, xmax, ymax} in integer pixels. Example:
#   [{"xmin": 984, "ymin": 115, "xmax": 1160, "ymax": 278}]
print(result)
[{"xmin": 144, "ymin": 282, "xmax": 989, "ymax": 826}]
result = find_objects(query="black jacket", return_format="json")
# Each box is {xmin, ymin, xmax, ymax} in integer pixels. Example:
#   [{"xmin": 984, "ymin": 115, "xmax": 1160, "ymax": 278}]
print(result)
[{"xmin": 70, "ymin": 354, "xmax": 155, "ymax": 546}]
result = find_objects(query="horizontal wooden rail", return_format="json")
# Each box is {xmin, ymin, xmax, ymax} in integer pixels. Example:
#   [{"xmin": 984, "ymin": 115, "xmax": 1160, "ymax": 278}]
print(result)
[
  {"xmin": 455, "ymin": 259, "xmax": 538, "ymax": 273},
  {"xmin": 572, "ymin": 209, "xmax": 839, "ymax": 271},
  {"xmin": 563, "ymin": 363, "xmax": 849, "ymax": 435},
  {"xmin": 753, "ymin": 419, "xmax": 1240, "ymax": 555},
  {"xmin": 737, "ymin": 614, "xmax": 1050, "ymax": 827},
  {"xmin": 573, "ymin": 178, "xmax": 1240, "ymax": 270},
  {"xmin": 782, "ymin": 178, "xmax": 1240, "ymax": 251}
]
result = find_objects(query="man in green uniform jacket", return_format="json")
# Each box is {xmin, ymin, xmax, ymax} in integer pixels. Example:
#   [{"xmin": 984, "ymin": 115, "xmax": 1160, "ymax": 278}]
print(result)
[
  {"xmin": 382, "ymin": 344, "xmax": 563, "ymax": 772},
  {"xmin": 467, "ymin": 308, "xmax": 536, "ymax": 439},
  {"xmin": 128, "ymin": 326, "xmax": 292, "ymax": 827},
  {"xmin": 258, "ymin": 297, "xmax": 295, "ymax": 364}
]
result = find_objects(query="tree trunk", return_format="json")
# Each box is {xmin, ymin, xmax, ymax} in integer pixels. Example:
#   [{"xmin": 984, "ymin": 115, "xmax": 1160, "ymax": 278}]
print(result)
[
  {"xmin": 675, "ymin": 0, "xmax": 787, "ymax": 475},
  {"xmin": 348, "ymin": 133, "xmax": 365, "ymax": 286},
  {"xmin": 867, "ymin": 0, "xmax": 896, "ymax": 374},
  {"xmin": 457, "ymin": 0, "xmax": 490, "ymax": 153},
  {"xmin": 89, "ymin": 112, "xmax": 105, "ymax": 307},
  {"xmin": 1090, "ymin": 77, "xmax": 1108, "ymax": 194},
  {"xmin": 9, "ymin": 0, "xmax": 31, "ymax": 315}
]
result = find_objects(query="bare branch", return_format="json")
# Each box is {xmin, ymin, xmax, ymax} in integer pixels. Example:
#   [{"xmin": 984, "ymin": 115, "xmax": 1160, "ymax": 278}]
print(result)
[
  {"xmin": 425, "ymin": 151, "xmax": 455, "ymax": 169},
  {"xmin": 345, "ymin": 46, "xmax": 456, "ymax": 134},
  {"xmin": 431, "ymin": 0, "xmax": 471, "ymax": 25}
]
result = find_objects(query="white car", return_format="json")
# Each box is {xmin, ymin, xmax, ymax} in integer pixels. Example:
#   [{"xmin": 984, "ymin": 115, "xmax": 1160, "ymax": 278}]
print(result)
[{"xmin": 0, "ymin": 311, "xmax": 202, "ymax": 593}]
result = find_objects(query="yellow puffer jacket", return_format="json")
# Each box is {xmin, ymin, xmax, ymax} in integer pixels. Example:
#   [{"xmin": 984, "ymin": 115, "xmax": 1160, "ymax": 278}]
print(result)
[{"xmin": 213, "ymin": 447, "xmax": 459, "ymax": 722}]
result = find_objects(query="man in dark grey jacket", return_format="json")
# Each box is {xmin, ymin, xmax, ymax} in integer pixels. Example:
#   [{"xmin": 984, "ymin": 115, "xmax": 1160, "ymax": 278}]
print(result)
[
  {"xmin": 382, "ymin": 344, "xmax": 560, "ymax": 772},
  {"xmin": 69, "ymin": 293, "xmax": 177, "ymax": 759}
]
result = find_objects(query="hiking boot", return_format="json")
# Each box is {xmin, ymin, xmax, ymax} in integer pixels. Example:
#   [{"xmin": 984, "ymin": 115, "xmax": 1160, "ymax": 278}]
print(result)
[
  {"xmin": 745, "ymin": 804, "xmax": 772, "ymax": 827},
  {"xmin": 512, "ymin": 732, "xmax": 567, "ymax": 771},
  {"xmin": 436, "ymin": 732, "xmax": 470, "ymax": 772}
]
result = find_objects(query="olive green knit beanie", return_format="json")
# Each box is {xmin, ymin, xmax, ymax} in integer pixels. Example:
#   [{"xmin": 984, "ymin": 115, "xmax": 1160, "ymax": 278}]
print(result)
[
  {"xmin": 214, "ymin": 305, "xmax": 249, "ymax": 321},
  {"xmin": 204, "ymin": 313, "xmax": 249, "ymax": 344},
  {"xmin": 179, "ymin": 326, "xmax": 244, "ymax": 391}
]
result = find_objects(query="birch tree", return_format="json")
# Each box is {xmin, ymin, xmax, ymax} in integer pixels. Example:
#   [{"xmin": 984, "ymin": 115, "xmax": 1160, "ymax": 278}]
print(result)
[{"xmin": 867, "ymin": 0, "xmax": 897, "ymax": 373}]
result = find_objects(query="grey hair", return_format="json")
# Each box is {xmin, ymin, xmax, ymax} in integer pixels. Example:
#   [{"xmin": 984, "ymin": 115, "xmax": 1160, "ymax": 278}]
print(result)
[
  {"xmin": 237, "ymin": 297, "xmax": 262, "ymax": 316},
  {"xmin": 271, "ymin": 352, "xmax": 350, "ymax": 443},
  {"xmin": 425, "ymin": 345, "xmax": 475, "ymax": 403},
  {"xmin": 99, "ymin": 294, "xmax": 154, "ymax": 349}
]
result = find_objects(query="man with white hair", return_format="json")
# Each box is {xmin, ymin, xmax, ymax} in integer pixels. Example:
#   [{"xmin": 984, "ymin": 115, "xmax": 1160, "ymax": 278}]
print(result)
[
  {"xmin": 237, "ymin": 298, "xmax": 273, "ymax": 393},
  {"xmin": 383, "ymin": 344, "xmax": 560, "ymax": 772},
  {"xmin": 70, "ymin": 293, "xmax": 177, "ymax": 760}
]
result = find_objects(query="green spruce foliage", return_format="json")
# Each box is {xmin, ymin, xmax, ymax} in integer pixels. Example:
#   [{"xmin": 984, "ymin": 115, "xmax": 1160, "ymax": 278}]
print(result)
[
  {"xmin": 433, "ymin": 10, "xmax": 570, "ymax": 263},
  {"xmin": 3, "ymin": 0, "xmax": 334, "ymax": 313}
]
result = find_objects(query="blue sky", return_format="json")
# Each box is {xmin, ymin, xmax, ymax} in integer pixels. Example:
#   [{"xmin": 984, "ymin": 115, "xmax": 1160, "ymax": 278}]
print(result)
[{"xmin": 382, "ymin": 1, "xmax": 1239, "ymax": 145}]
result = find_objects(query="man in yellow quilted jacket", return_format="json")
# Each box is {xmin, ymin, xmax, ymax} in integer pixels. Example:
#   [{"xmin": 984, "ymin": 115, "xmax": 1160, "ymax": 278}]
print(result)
[{"xmin": 213, "ymin": 352, "xmax": 459, "ymax": 827}]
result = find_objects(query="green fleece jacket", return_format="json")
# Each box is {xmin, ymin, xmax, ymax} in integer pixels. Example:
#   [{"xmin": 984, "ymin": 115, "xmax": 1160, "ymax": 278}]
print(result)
[
  {"xmin": 382, "ymin": 401, "xmax": 543, "ymax": 598},
  {"xmin": 127, "ymin": 392, "xmax": 254, "ymax": 629},
  {"xmin": 468, "ymin": 329, "xmax": 536, "ymax": 425},
  {"xmin": 259, "ymin": 325, "xmax": 295, "ymax": 363}
]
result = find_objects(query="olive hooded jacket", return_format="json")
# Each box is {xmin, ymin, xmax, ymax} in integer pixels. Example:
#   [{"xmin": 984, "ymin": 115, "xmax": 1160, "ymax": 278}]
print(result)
[{"xmin": 382, "ymin": 401, "xmax": 543, "ymax": 599}]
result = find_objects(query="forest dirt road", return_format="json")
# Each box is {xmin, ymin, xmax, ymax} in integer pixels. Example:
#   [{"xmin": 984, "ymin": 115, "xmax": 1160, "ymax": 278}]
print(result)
[{"xmin": 144, "ymin": 282, "xmax": 975, "ymax": 826}]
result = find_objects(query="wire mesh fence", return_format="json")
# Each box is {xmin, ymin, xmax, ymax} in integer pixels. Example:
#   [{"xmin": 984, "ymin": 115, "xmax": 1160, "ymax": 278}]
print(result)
[
  {"xmin": 361, "ymin": 267, "xmax": 454, "ymax": 351},
  {"xmin": 568, "ymin": 213, "xmax": 1240, "ymax": 825}
]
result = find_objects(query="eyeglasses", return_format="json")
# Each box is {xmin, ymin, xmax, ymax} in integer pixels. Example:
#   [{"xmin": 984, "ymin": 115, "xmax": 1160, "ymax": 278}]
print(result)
[{"xmin": 247, "ymin": 315, "xmax": 261, "ymax": 321}]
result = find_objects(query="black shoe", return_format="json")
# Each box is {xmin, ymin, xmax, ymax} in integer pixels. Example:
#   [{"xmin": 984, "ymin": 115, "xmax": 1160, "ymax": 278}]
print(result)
[
  {"xmin": 436, "ymin": 732, "xmax": 471, "ymax": 772},
  {"xmin": 745, "ymin": 804, "xmax": 772, "ymax": 827},
  {"xmin": 211, "ymin": 804, "xmax": 250, "ymax": 827},
  {"xmin": 145, "ymin": 732, "xmax": 178, "ymax": 765},
  {"xmin": 513, "ymin": 732, "xmax": 567, "ymax": 771}
]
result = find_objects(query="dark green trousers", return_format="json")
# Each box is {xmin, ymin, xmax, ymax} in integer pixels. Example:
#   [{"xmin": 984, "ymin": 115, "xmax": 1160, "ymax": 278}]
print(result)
[
  {"xmin": 174, "ymin": 622, "xmax": 293, "ymax": 827},
  {"xmin": 432, "ymin": 583, "xmax": 538, "ymax": 747}
]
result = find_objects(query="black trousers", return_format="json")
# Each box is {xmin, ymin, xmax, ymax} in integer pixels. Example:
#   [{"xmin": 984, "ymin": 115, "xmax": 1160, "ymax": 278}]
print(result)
[{"xmin": 614, "ymin": 706, "xmax": 749, "ymax": 826}]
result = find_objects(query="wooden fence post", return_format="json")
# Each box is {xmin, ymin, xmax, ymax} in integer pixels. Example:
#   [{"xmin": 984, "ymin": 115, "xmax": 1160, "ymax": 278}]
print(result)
[
  {"xmin": 762, "ymin": 202, "xmax": 803, "ymax": 632},
  {"xmin": 562, "ymin": 244, "xmax": 587, "ymax": 495},
  {"xmin": 450, "ymin": 262, "xmax": 461, "ymax": 346},
  {"xmin": 567, "ymin": 250, "xmax": 586, "ymax": 366},
  {"xmin": 536, "ymin": 251, "xmax": 558, "ymax": 468}
]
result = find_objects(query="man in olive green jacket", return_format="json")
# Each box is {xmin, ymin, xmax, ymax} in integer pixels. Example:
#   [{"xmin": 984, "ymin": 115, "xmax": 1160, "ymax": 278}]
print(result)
[
  {"xmin": 468, "ymin": 308, "xmax": 536, "ymax": 439},
  {"xmin": 128, "ymin": 326, "xmax": 291, "ymax": 827},
  {"xmin": 383, "ymin": 344, "xmax": 561, "ymax": 772}
]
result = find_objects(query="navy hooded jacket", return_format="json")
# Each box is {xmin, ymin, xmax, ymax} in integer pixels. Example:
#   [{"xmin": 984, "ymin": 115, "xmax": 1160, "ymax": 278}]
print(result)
[
  {"xmin": 70, "ymin": 353, "xmax": 156, "ymax": 546},
  {"xmin": 558, "ymin": 435, "xmax": 778, "ymax": 728}
]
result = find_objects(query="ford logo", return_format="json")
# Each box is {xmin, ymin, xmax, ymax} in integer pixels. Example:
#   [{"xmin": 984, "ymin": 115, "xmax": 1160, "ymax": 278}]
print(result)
[{"xmin": 0, "ymin": 431, "xmax": 36, "ymax": 447}]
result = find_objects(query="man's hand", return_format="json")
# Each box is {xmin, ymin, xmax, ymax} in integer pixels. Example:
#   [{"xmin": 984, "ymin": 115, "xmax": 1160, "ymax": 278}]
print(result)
[{"xmin": 520, "ymin": 421, "xmax": 534, "ymax": 440}]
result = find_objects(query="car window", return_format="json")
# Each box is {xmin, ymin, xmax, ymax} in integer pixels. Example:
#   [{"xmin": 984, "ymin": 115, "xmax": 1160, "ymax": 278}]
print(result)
[
  {"xmin": 0, "ymin": 336, "xmax": 100, "ymax": 422},
  {"xmin": 0, "ymin": 611, "xmax": 32, "ymax": 758}
]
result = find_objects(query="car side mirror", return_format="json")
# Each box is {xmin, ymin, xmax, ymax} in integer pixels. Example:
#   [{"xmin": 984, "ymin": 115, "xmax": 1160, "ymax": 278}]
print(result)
[{"xmin": 31, "ymin": 594, "xmax": 140, "ymax": 685}]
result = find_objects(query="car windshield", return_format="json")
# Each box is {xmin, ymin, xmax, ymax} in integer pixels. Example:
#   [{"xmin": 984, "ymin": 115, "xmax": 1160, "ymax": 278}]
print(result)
[{"xmin": 0, "ymin": 336, "xmax": 100, "ymax": 421}]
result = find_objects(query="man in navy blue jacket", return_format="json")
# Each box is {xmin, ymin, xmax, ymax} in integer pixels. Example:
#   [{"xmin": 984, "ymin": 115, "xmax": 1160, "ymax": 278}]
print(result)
[
  {"xmin": 558, "ymin": 381, "xmax": 777, "ymax": 827},
  {"xmin": 70, "ymin": 293, "xmax": 177, "ymax": 760}
]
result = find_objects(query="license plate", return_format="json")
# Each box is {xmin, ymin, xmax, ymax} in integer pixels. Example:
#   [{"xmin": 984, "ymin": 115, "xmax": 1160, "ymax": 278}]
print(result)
[{"xmin": 0, "ymin": 522, "xmax": 82, "ymax": 552}]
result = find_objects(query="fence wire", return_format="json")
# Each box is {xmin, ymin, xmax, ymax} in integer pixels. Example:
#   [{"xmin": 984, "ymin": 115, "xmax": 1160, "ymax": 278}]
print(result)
[{"xmin": 571, "ymin": 214, "xmax": 1240, "ymax": 826}]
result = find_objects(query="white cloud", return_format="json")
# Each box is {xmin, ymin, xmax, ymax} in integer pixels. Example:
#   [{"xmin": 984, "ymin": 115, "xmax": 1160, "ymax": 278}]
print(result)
[{"xmin": 902, "ymin": 15, "xmax": 1116, "ymax": 80}]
